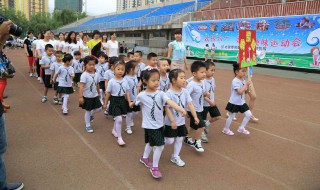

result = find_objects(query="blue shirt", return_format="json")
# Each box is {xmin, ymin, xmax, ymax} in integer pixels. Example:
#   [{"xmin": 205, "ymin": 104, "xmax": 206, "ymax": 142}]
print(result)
[{"xmin": 169, "ymin": 40, "xmax": 186, "ymax": 62}]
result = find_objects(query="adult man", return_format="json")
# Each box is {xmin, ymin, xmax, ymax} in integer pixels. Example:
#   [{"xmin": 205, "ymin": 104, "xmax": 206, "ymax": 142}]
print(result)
[{"xmin": 0, "ymin": 18, "xmax": 24, "ymax": 190}]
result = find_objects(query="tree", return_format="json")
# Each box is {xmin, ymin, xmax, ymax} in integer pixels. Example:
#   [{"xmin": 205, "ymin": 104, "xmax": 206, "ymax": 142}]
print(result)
[
  {"xmin": 0, "ymin": 8, "xmax": 28, "ymax": 35},
  {"xmin": 53, "ymin": 9, "xmax": 87, "ymax": 26}
]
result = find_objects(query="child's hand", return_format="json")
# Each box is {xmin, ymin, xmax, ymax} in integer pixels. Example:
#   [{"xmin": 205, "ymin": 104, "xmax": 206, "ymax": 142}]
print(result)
[
  {"xmin": 171, "ymin": 121, "xmax": 177, "ymax": 130},
  {"xmin": 103, "ymin": 103, "xmax": 107, "ymax": 109},
  {"xmin": 79, "ymin": 97, "xmax": 84, "ymax": 105},
  {"xmin": 209, "ymin": 101, "xmax": 216, "ymax": 107},
  {"xmin": 179, "ymin": 109, "xmax": 186, "ymax": 117},
  {"xmin": 194, "ymin": 117, "xmax": 200, "ymax": 125},
  {"xmin": 129, "ymin": 101, "xmax": 135, "ymax": 108}
]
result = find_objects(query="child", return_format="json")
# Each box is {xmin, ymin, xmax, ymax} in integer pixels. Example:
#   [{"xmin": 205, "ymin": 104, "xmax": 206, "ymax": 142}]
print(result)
[
  {"xmin": 53, "ymin": 54, "xmax": 75, "ymax": 115},
  {"xmin": 40, "ymin": 44, "xmax": 56, "ymax": 103},
  {"xmin": 164, "ymin": 69, "xmax": 199, "ymax": 167},
  {"xmin": 201, "ymin": 61, "xmax": 221, "ymax": 142},
  {"xmin": 50, "ymin": 50, "xmax": 64, "ymax": 105},
  {"xmin": 184, "ymin": 61, "xmax": 209, "ymax": 153},
  {"xmin": 96, "ymin": 53, "xmax": 109, "ymax": 104},
  {"xmin": 134, "ymin": 51, "xmax": 145, "ymax": 82},
  {"xmin": 137, "ymin": 52, "xmax": 158, "ymax": 92},
  {"xmin": 72, "ymin": 51, "xmax": 83, "ymax": 89},
  {"xmin": 103, "ymin": 61, "xmax": 131, "ymax": 146},
  {"xmin": 79, "ymin": 56, "xmax": 102, "ymax": 133},
  {"xmin": 124, "ymin": 60, "xmax": 139, "ymax": 134},
  {"xmin": 103, "ymin": 56, "xmax": 117, "ymax": 116},
  {"xmin": 223, "ymin": 63, "xmax": 252, "ymax": 135},
  {"xmin": 158, "ymin": 58, "xmax": 171, "ymax": 92},
  {"xmin": 126, "ymin": 52, "xmax": 134, "ymax": 62},
  {"xmin": 132, "ymin": 68, "xmax": 186, "ymax": 179}
]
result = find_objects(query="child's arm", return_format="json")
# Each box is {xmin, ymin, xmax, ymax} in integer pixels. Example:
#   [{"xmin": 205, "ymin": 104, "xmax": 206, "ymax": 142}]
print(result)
[
  {"xmin": 104, "ymin": 80, "xmax": 109, "ymax": 93},
  {"xmin": 65, "ymin": 46, "xmax": 69, "ymax": 54},
  {"xmin": 167, "ymin": 44, "xmax": 173, "ymax": 59},
  {"xmin": 137, "ymin": 80, "xmax": 142, "ymax": 93},
  {"xmin": 53, "ymin": 73, "xmax": 58, "ymax": 83},
  {"xmin": 50, "ymin": 70, "xmax": 55, "ymax": 84},
  {"xmin": 78, "ymin": 82, "xmax": 85, "ymax": 105},
  {"xmin": 125, "ymin": 90, "xmax": 131, "ymax": 103},
  {"xmin": 187, "ymin": 102, "xmax": 200, "ymax": 125},
  {"xmin": 236, "ymin": 80, "xmax": 251, "ymax": 95},
  {"xmin": 166, "ymin": 99, "xmax": 186, "ymax": 117},
  {"xmin": 165, "ymin": 106, "xmax": 177, "ymax": 129},
  {"xmin": 103, "ymin": 92, "xmax": 111, "ymax": 109},
  {"xmin": 204, "ymin": 97, "xmax": 215, "ymax": 106},
  {"xmin": 96, "ymin": 82, "xmax": 101, "ymax": 98}
]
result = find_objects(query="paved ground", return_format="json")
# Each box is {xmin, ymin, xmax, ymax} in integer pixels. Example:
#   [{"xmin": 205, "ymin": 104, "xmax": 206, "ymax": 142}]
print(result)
[{"xmin": 3, "ymin": 49, "xmax": 320, "ymax": 190}]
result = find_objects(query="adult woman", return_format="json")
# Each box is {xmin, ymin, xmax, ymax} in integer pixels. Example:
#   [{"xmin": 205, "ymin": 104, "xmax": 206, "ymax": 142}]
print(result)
[
  {"xmin": 247, "ymin": 66, "xmax": 259, "ymax": 121},
  {"xmin": 57, "ymin": 32, "xmax": 66, "ymax": 53},
  {"xmin": 167, "ymin": 29, "xmax": 188, "ymax": 71},
  {"xmin": 101, "ymin": 33, "xmax": 108, "ymax": 54},
  {"xmin": 24, "ymin": 31, "xmax": 35, "ymax": 77},
  {"xmin": 106, "ymin": 32, "xmax": 119, "ymax": 57},
  {"xmin": 87, "ymin": 30, "xmax": 101, "ymax": 58},
  {"xmin": 65, "ymin": 31, "xmax": 82, "ymax": 56},
  {"xmin": 32, "ymin": 32, "xmax": 44, "ymax": 79},
  {"xmin": 211, "ymin": 43, "xmax": 216, "ymax": 61},
  {"xmin": 81, "ymin": 35, "xmax": 90, "ymax": 57}
]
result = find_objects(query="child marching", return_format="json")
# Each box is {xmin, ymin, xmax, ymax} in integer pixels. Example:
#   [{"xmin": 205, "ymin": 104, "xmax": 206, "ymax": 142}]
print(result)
[{"xmin": 50, "ymin": 50, "xmax": 64, "ymax": 105}]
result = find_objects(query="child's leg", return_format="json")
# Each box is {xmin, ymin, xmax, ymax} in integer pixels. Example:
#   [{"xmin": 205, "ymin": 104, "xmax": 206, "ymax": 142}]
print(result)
[
  {"xmin": 99, "ymin": 89, "xmax": 104, "ymax": 104},
  {"xmin": 91, "ymin": 107, "xmax": 102, "ymax": 116},
  {"xmin": 125, "ymin": 112, "xmax": 132, "ymax": 129},
  {"xmin": 224, "ymin": 112, "xmax": 236, "ymax": 132},
  {"xmin": 173, "ymin": 137, "xmax": 183, "ymax": 157},
  {"xmin": 62, "ymin": 94, "xmax": 69, "ymax": 111},
  {"xmin": 194, "ymin": 128, "xmax": 204, "ymax": 140},
  {"xmin": 152, "ymin": 145, "xmax": 164, "ymax": 167},
  {"xmin": 114, "ymin": 116, "xmax": 123, "ymax": 141},
  {"xmin": 44, "ymin": 87, "xmax": 48, "ymax": 96},
  {"xmin": 164, "ymin": 137, "xmax": 174, "ymax": 145},
  {"xmin": 84, "ymin": 111, "xmax": 91, "ymax": 127},
  {"xmin": 248, "ymin": 85, "xmax": 256, "ymax": 110},
  {"xmin": 239, "ymin": 110, "xmax": 252, "ymax": 130},
  {"xmin": 143, "ymin": 143, "xmax": 152, "ymax": 159}
]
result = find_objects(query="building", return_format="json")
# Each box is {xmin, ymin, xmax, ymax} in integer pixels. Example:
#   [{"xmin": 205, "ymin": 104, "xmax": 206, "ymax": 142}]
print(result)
[
  {"xmin": 55, "ymin": 0, "xmax": 83, "ymax": 12},
  {"xmin": 0, "ymin": 0, "xmax": 49, "ymax": 20},
  {"xmin": 117, "ymin": 0, "xmax": 175, "ymax": 11}
]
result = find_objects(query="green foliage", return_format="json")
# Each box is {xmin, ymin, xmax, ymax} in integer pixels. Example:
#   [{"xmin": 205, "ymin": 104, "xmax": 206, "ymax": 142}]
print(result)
[{"xmin": 0, "ymin": 8, "xmax": 87, "ymax": 37}]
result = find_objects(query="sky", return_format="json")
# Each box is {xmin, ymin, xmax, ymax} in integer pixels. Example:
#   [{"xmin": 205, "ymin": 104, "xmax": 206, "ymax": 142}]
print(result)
[{"xmin": 49, "ymin": 0, "xmax": 117, "ymax": 16}]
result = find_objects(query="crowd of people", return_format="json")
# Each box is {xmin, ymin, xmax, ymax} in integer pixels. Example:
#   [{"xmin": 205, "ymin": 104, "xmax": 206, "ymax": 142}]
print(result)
[{"xmin": 19, "ymin": 28, "xmax": 259, "ymax": 180}]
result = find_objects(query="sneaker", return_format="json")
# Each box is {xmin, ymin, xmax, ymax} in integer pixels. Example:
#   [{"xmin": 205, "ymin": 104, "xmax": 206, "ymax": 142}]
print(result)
[
  {"xmin": 104, "ymin": 110, "xmax": 109, "ymax": 116},
  {"xmin": 251, "ymin": 115, "xmax": 259, "ymax": 122},
  {"xmin": 204, "ymin": 120, "xmax": 210, "ymax": 134},
  {"xmin": 183, "ymin": 136, "xmax": 194, "ymax": 146},
  {"xmin": 237, "ymin": 128, "xmax": 250, "ymax": 135},
  {"xmin": 6, "ymin": 182, "xmax": 24, "ymax": 190},
  {"xmin": 35, "ymin": 73, "xmax": 38, "ymax": 77},
  {"xmin": 193, "ymin": 140, "xmax": 204, "ymax": 152},
  {"xmin": 117, "ymin": 138, "xmax": 126, "ymax": 146},
  {"xmin": 125, "ymin": 127, "xmax": 133, "ymax": 134},
  {"xmin": 130, "ymin": 121, "xmax": 134, "ymax": 127},
  {"xmin": 41, "ymin": 96, "xmax": 47, "ymax": 103},
  {"xmin": 90, "ymin": 116, "xmax": 94, "ymax": 122},
  {"xmin": 139, "ymin": 157, "xmax": 152, "ymax": 168},
  {"xmin": 58, "ymin": 99, "xmax": 62, "ymax": 105},
  {"xmin": 201, "ymin": 132, "xmax": 208, "ymax": 143},
  {"xmin": 170, "ymin": 155, "xmax": 185, "ymax": 167},
  {"xmin": 53, "ymin": 97, "xmax": 58, "ymax": 104},
  {"xmin": 86, "ymin": 126, "xmax": 93, "ymax": 133},
  {"xmin": 150, "ymin": 167, "xmax": 162, "ymax": 179},
  {"xmin": 37, "ymin": 77, "xmax": 41, "ymax": 81},
  {"xmin": 29, "ymin": 73, "xmax": 33, "ymax": 77},
  {"xmin": 39, "ymin": 78, "xmax": 43, "ymax": 84}
]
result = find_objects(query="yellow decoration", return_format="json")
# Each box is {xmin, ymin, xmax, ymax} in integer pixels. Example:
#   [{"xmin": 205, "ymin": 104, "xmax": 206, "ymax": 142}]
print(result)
[
  {"xmin": 240, "ymin": 39, "xmax": 245, "ymax": 50},
  {"xmin": 251, "ymin": 39, "xmax": 256, "ymax": 51}
]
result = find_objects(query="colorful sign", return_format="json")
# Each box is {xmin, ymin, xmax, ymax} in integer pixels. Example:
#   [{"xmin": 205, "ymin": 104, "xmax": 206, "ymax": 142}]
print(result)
[
  {"xmin": 183, "ymin": 14, "xmax": 320, "ymax": 70},
  {"xmin": 238, "ymin": 30, "xmax": 257, "ymax": 68}
]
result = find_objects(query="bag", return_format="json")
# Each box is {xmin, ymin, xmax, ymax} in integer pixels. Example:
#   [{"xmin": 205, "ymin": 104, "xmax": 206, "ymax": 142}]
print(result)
[{"xmin": 0, "ymin": 52, "xmax": 15, "ymax": 78}]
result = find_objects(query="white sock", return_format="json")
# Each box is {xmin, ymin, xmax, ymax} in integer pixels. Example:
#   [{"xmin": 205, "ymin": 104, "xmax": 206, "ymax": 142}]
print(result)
[
  {"xmin": 173, "ymin": 137, "xmax": 183, "ymax": 157},
  {"xmin": 114, "ymin": 116, "xmax": 122, "ymax": 140},
  {"xmin": 239, "ymin": 110, "xmax": 252, "ymax": 129},
  {"xmin": 62, "ymin": 94, "xmax": 69, "ymax": 111},
  {"xmin": 90, "ymin": 107, "xmax": 102, "ymax": 116},
  {"xmin": 99, "ymin": 89, "xmax": 104, "ymax": 104},
  {"xmin": 143, "ymin": 143, "xmax": 152, "ymax": 159},
  {"xmin": 164, "ymin": 137, "xmax": 174, "ymax": 145},
  {"xmin": 224, "ymin": 112, "xmax": 236, "ymax": 131},
  {"xmin": 153, "ymin": 145, "xmax": 164, "ymax": 168},
  {"xmin": 126, "ymin": 112, "xmax": 133, "ymax": 128},
  {"xmin": 84, "ymin": 111, "xmax": 91, "ymax": 127}
]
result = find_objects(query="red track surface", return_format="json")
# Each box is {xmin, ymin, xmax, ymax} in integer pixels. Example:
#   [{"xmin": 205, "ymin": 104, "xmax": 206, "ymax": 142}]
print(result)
[{"xmin": 3, "ymin": 49, "xmax": 320, "ymax": 190}]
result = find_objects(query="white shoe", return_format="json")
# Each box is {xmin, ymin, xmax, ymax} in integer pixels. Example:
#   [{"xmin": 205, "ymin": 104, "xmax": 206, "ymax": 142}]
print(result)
[
  {"xmin": 39, "ymin": 78, "xmax": 43, "ymax": 84},
  {"xmin": 29, "ymin": 73, "xmax": 33, "ymax": 77},
  {"xmin": 171, "ymin": 156, "xmax": 185, "ymax": 167},
  {"xmin": 130, "ymin": 121, "xmax": 134, "ymax": 127},
  {"xmin": 41, "ymin": 96, "xmax": 47, "ymax": 103},
  {"xmin": 34, "ymin": 73, "xmax": 38, "ymax": 77},
  {"xmin": 37, "ymin": 77, "xmax": 41, "ymax": 81},
  {"xmin": 125, "ymin": 127, "xmax": 133, "ymax": 134},
  {"xmin": 193, "ymin": 140, "xmax": 204, "ymax": 152}
]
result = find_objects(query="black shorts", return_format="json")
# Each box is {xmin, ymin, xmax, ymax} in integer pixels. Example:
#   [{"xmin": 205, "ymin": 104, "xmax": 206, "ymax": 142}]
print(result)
[
  {"xmin": 53, "ymin": 82, "xmax": 59, "ymax": 91},
  {"xmin": 74, "ymin": 73, "xmax": 82, "ymax": 83},
  {"xmin": 226, "ymin": 102, "xmax": 250, "ymax": 113},
  {"xmin": 202, "ymin": 106, "xmax": 221, "ymax": 120},
  {"xmin": 164, "ymin": 125, "xmax": 188, "ymax": 138},
  {"xmin": 187, "ymin": 111, "xmax": 205, "ymax": 130},
  {"xmin": 108, "ymin": 96, "xmax": 127, "ymax": 117},
  {"xmin": 144, "ymin": 127, "xmax": 165, "ymax": 146},
  {"xmin": 44, "ymin": 75, "xmax": 52, "ymax": 88},
  {"xmin": 99, "ymin": 81, "xmax": 105, "ymax": 92}
]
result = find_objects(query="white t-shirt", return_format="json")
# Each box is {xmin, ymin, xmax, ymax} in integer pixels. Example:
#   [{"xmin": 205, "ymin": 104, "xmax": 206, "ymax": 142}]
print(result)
[
  {"xmin": 229, "ymin": 77, "xmax": 246, "ymax": 105},
  {"xmin": 137, "ymin": 62, "xmax": 146, "ymax": 78},
  {"xmin": 66, "ymin": 42, "xmax": 81, "ymax": 56},
  {"xmin": 36, "ymin": 40, "xmax": 55, "ymax": 57},
  {"xmin": 51, "ymin": 40, "xmax": 59, "ymax": 51},
  {"xmin": 81, "ymin": 43, "xmax": 89, "ymax": 57},
  {"xmin": 102, "ymin": 42, "xmax": 108, "ymax": 53},
  {"xmin": 136, "ymin": 90, "xmax": 169, "ymax": 129},
  {"xmin": 50, "ymin": 62, "xmax": 64, "ymax": 76},
  {"xmin": 187, "ymin": 80, "xmax": 206, "ymax": 112},
  {"xmin": 160, "ymin": 74, "xmax": 170, "ymax": 92},
  {"xmin": 33, "ymin": 39, "xmax": 40, "ymax": 57},
  {"xmin": 106, "ymin": 78, "xmax": 130, "ymax": 97},
  {"xmin": 72, "ymin": 59, "xmax": 83, "ymax": 73},
  {"xmin": 104, "ymin": 69, "xmax": 115, "ymax": 81},
  {"xmin": 106, "ymin": 40, "xmax": 118, "ymax": 57},
  {"xmin": 40, "ymin": 55, "xmax": 56, "ymax": 75},
  {"xmin": 58, "ymin": 41, "xmax": 66, "ymax": 53},
  {"xmin": 124, "ymin": 75, "xmax": 138, "ymax": 101},
  {"xmin": 80, "ymin": 71, "xmax": 100, "ymax": 98},
  {"xmin": 203, "ymin": 78, "xmax": 216, "ymax": 107},
  {"xmin": 56, "ymin": 66, "xmax": 75, "ymax": 87},
  {"xmin": 204, "ymin": 46, "xmax": 210, "ymax": 54},
  {"xmin": 164, "ymin": 88, "xmax": 192, "ymax": 126},
  {"xmin": 96, "ymin": 63, "xmax": 109, "ymax": 81}
]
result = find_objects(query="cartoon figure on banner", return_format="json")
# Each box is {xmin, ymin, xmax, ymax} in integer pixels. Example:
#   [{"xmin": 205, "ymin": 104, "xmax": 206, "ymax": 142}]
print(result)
[
  {"xmin": 307, "ymin": 28, "xmax": 320, "ymax": 67},
  {"xmin": 255, "ymin": 20, "xmax": 269, "ymax": 31},
  {"xmin": 187, "ymin": 25, "xmax": 201, "ymax": 43},
  {"xmin": 310, "ymin": 46, "xmax": 320, "ymax": 67},
  {"xmin": 210, "ymin": 22, "xmax": 218, "ymax": 32},
  {"xmin": 237, "ymin": 21, "xmax": 251, "ymax": 30},
  {"xmin": 296, "ymin": 17, "xmax": 315, "ymax": 29}
]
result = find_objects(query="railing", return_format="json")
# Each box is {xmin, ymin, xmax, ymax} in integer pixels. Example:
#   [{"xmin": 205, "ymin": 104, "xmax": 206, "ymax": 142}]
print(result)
[{"xmin": 135, "ymin": 39, "xmax": 171, "ymax": 48}]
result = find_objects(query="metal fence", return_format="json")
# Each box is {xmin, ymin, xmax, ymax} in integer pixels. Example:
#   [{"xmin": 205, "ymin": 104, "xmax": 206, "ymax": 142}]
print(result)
[{"xmin": 135, "ymin": 39, "xmax": 171, "ymax": 48}]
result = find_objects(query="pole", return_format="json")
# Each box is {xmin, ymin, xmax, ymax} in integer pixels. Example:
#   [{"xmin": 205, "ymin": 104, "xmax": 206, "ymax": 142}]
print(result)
[{"xmin": 195, "ymin": 0, "xmax": 198, "ymax": 12}]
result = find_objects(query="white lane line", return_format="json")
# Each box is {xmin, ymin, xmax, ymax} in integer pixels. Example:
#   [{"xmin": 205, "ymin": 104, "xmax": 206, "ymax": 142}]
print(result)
[{"xmin": 17, "ymin": 70, "xmax": 135, "ymax": 190}]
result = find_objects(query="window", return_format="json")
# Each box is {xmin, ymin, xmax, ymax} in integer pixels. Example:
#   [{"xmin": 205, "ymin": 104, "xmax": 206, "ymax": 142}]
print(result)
[
  {"xmin": 134, "ymin": 33, "xmax": 141, "ymax": 37},
  {"xmin": 125, "ymin": 33, "xmax": 133, "ymax": 37}
]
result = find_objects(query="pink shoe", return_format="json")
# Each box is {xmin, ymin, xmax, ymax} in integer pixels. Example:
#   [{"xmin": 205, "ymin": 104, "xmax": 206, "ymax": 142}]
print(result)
[
  {"xmin": 117, "ymin": 139, "xmax": 126, "ymax": 146},
  {"xmin": 112, "ymin": 130, "xmax": 118, "ymax": 138},
  {"xmin": 150, "ymin": 167, "xmax": 162, "ymax": 179},
  {"xmin": 139, "ymin": 157, "xmax": 152, "ymax": 168}
]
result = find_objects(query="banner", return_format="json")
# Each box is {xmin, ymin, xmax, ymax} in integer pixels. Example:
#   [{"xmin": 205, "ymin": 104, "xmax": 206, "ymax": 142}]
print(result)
[
  {"xmin": 238, "ymin": 30, "xmax": 257, "ymax": 68},
  {"xmin": 183, "ymin": 14, "xmax": 320, "ymax": 70}
]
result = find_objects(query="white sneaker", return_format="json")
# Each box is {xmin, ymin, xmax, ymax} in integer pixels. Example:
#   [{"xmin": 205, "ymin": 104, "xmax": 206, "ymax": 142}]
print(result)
[
  {"xmin": 41, "ymin": 96, "xmax": 47, "ymax": 103},
  {"xmin": 171, "ymin": 156, "xmax": 185, "ymax": 167},
  {"xmin": 34, "ymin": 73, "xmax": 38, "ymax": 77},
  {"xmin": 29, "ymin": 73, "xmax": 33, "ymax": 77},
  {"xmin": 193, "ymin": 140, "xmax": 204, "ymax": 152},
  {"xmin": 39, "ymin": 78, "xmax": 43, "ymax": 84},
  {"xmin": 37, "ymin": 77, "xmax": 41, "ymax": 81},
  {"xmin": 204, "ymin": 120, "xmax": 210, "ymax": 134},
  {"xmin": 130, "ymin": 121, "xmax": 134, "ymax": 127},
  {"xmin": 125, "ymin": 127, "xmax": 133, "ymax": 134},
  {"xmin": 53, "ymin": 97, "xmax": 58, "ymax": 104},
  {"xmin": 201, "ymin": 132, "xmax": 208, "ymax": 143}
]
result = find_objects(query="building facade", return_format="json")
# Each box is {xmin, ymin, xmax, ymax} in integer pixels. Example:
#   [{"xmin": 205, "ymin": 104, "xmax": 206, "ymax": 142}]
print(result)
[
  {"xmin": 55, "ymin": 0, "xmax": 83, "ymax": 12},
  {"xmin": 117, "ymin": 0, "xmax": 175, "ymax": 11},
  {"xmin": 0, "ymin": 0, "xmax": 49, "ymax": 20}
]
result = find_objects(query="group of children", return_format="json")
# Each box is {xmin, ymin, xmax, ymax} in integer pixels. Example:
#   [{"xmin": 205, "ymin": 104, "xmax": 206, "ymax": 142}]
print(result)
[{"xmin": 35, "ymin": 47, "xmax": 253, "ymax": 179}]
